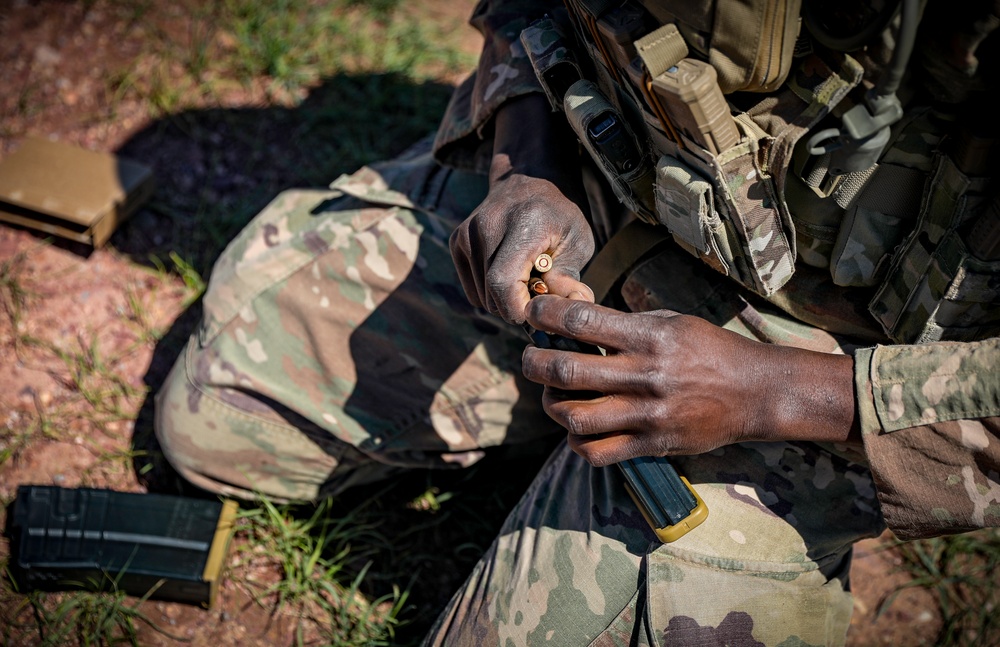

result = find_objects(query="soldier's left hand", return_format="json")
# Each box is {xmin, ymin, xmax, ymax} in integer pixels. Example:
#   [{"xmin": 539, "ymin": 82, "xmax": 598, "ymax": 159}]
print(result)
[{"xmin": 520, "ymin": 295, "xmax": 860, "ymax": 465}]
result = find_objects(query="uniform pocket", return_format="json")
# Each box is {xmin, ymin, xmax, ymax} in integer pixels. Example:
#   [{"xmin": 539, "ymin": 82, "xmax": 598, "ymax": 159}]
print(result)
[{"xmin": 642, "ymin": 544, "xmax": 853, "ymax": 646}]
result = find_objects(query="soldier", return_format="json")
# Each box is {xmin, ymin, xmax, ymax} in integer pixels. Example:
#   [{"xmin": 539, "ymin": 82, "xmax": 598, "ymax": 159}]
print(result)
[{"xmin": 155, "ymin": 0, "xmax": 1000, "ymax": 644}]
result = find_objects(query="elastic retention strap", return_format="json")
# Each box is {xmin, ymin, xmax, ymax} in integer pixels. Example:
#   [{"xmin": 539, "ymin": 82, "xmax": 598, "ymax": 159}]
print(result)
[
  {"xmin": 584, "ymin": 218, "xmax": 672, "ymax": 305},
  {"xmin": 634, "ymin": 23, "xmax": 688, "ymax": 77}
]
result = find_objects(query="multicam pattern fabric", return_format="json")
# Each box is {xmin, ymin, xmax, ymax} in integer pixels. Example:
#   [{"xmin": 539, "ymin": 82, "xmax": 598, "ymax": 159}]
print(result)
[
  {"xmin": 712, "ymin": 134, "xmax": 795, "ymax": 295},
  {"xmin": 519, "ymin": 15, "xmax": 581, "ymax": 111},
  {"xmin": 869, "ymin": 154, "xmax": 998, "ymax": 343},
  {"xmin": 432, "ymin": 0, "xmax": 552, "ymax": 173},
  {"xmin": 564, "ymin": 79, "xmax": 658, "ymax": 220},
  {"xmin": 856, "ymin": 340, "xmax": 1000, "ymax": 539},
  {"xmin": 155, "ymin": 0, "xmax": 1000, "ymax": 644},
  {"xmin": 156, "ymin": 143, "xmax": 556, "ymax": 502},
  {"xmin": 425, "ymin": 438, "xmax": 876, "ymax": 646}
]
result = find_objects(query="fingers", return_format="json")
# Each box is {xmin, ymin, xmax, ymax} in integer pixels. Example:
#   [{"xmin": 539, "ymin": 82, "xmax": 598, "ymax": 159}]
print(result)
[
  {"xmin": 525, "ymin": 295, "xmax": 646, "ymax": 352},
  {"xmin": 447, "ymin": 175, "xmax": 595, "ymax": 324},
  {"xmin": 544, "ymin": 389, "xmax": 690, "ymax": 466},
  {"xmin": 449, "ymin": 215, "xmax": 534, "ymax": 322},
  {"xmin": 539, "ymin": 270, "xmax": 595, "ymax": 303},
  {"xmin": 541, "ymin": 389, "xmax": 651, "ymax": 437},
  {"xmin": 486, "ymin": 247, "xmax": 533, "ymax": 323},
  {"xmin": 523, "ymin": 345, "xmax": 644, "ymax": 394},
  {"xmin": 566, "ymin": 431, "xmax": 646, "ymax": 467},
  {"xmin": 448, "ymin": 224, "xmax": 483, "ymax": 309}
]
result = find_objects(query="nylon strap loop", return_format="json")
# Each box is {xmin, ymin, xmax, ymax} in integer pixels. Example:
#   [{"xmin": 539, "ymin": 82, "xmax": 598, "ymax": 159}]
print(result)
[{"xmin": 634, "ymin": 24, "xmax": 689, "ymax": 78}]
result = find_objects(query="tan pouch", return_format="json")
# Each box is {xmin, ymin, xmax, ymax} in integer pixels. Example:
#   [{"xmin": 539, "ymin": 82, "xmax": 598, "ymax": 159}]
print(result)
[
  {"xmin": 0, "ymin": 138, "xmax": 153, "ymax": 247},
  {"xmin": 670, "ymin": 116, "xmax": 794, "ymax": 295},
  {"xmin": 654, "ymin": 154, "xmax": 734, "ymax": 278},
  {"xmin": 637, "ymin": 0, "xmax": 802, "ymax": 93}
]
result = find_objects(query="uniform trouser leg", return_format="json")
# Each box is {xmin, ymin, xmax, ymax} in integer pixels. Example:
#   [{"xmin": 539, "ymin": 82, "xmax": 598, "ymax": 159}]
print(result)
[
  {"xmin": 424, "ymin": 439, "xmax": 884, "ymax": 646},
  {"xmin": 154, "ymin": 144, "xmax": 885, "ymax": 645},
  {"xmin": 155, "ymin": 143, "xmax": 557, "ymax": 501}
]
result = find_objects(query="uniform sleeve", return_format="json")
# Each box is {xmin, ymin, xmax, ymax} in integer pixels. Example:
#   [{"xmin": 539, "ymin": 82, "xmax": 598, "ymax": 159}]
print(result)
[
  {"xmin": 854, "ymin": 338, "xmax": 1000, "ymax": 540},
  {"xmin": 432, "ymin": 0, "xmax": 564, "ymax": 172}
]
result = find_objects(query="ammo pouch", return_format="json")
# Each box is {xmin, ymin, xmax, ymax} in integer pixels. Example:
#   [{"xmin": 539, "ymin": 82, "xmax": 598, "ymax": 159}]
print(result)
[
  {"xmin": 634, "ymin": 0, "xmax": 802, "ymax": 94},
  {"xmin": 647, "ymin": 52, "xmax": 864, "ymax": 297},
  {"xmin": 869, "ymin": 154, "xmax": 1000, "ymax": 343},
  {"xmin": 522, "ymin": 1, "xmax": 864, "ymax": 298},
  {"xmin": 520, "ymin": 16, "xmax": 585, "ymax": 113},
  {"xmin": 563, "ymin": 79, "xmax": 657, "ymax": 221}
]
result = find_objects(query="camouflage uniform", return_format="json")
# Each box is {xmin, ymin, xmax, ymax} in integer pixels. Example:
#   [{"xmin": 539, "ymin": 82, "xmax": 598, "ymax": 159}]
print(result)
[{"xmin": 156, "ymin": 0, "xmax": 1000, "ymax": 644}]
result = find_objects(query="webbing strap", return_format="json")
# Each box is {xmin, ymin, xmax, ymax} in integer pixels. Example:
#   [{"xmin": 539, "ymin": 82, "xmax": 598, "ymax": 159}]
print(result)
[
  {"xmin": 583, "ymin": 219, "xmax": 672, "ymax": 305},
  {"xmin": 832, "ymin": 165, "xmax": 877, "ymax": 209},
  {"xmin": 634, "ymin": 24, "xmax": 689, "ymax": 78},
  {"xmin": 850, "ymin": 163, "xmax": 926, "ymax": 217}
]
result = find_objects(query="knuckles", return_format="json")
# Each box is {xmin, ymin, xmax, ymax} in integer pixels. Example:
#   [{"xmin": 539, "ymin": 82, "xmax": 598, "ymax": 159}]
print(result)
[
  {"xmin": 523, "ymin": 348, "xmax": 583, "ymax": 390},
  {"xmin": 548, "ymin": 354, "xmax": 580, "ymax": 389},
  {"xmin": 561, "ymin": 300, "xmax": 600, "ymax": 336},
  {"xmin": 560, "ymin": 408, "xmax": 591, "ymax": 437}
]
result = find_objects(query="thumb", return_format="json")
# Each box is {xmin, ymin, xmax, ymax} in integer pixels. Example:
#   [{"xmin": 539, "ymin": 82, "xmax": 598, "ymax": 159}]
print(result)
[{"xmin": 539, "ymin": 270, "xmax": 595, "ymax": 303}]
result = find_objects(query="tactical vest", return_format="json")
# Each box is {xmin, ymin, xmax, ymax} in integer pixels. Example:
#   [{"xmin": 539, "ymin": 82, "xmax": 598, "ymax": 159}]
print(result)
[{"xmin": 520, "ymin": 0, "xmax": 999, "ymax": 345}]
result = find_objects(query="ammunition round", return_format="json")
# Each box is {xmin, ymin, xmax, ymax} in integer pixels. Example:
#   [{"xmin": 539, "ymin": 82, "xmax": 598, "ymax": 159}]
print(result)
[
  {"xmin": 533, "ymin": 253, "xmax": 553, "ymax": 273},
  {"xmin": 528, "ymin": 277, "xmax": 549, "ymax": 295}
]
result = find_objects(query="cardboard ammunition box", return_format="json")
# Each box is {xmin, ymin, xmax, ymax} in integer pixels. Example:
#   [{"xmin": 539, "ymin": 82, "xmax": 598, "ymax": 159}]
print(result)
[
  {"xmin": 8, "ymin": 486, "xmax": 238, "ymax": 608},
  {"xmin": 0, "ymin": 138, "xmax": 154, "ymax": 247}
]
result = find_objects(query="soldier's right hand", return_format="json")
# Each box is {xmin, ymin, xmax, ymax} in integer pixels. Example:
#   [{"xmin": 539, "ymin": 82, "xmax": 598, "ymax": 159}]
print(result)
[{"xmin": 449, "ymin": 94, "xmax": 595, "ymax": 324}]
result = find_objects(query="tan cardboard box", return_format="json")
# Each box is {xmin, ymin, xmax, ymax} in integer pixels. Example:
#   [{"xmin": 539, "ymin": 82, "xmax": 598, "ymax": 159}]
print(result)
[{"xmin": 0, "ymin": 138, "xmax": 154, "ymax": 247}]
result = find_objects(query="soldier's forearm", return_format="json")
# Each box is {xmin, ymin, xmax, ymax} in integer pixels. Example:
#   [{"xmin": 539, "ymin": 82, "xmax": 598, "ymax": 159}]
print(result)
[{"xmin": 490, "ymin": 94, "xmax": 584, "ymax": 202}]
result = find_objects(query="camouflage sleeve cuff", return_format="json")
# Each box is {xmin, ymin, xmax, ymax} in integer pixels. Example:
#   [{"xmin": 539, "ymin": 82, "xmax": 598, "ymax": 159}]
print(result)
[
  {"xmin": 433, "ymin": 0, "xmax": 557, "ymax": 172},
  {"xmin": 856, "ymin": 342, "xmax": 1000, "ymax": 540},
  {"xmin": 865, "ymin": 340, "xmax": 1000, "ymax": 430}
]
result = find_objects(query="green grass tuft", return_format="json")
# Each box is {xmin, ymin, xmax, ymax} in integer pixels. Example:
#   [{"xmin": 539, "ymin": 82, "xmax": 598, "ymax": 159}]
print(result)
[
  {"xmin": 884, "ymin": 528, "xmax": 1000, "ymax": 645},
  {"xmin": 235, "ymin": 494, "xmax": 409, "ymax": 646}
]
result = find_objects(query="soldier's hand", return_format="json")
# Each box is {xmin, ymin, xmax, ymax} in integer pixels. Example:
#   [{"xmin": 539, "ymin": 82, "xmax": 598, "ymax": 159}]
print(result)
[
  {"xmin": 520, "ymin": 295, "xmax": 860, "ymax": 465},
  {"xmin": 449, "ymin": 94, "xmax": 594, "ymax": 324},
  {"xmin": 450, "ymin": 173, "xmax": 594, "ymax": 323}
]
